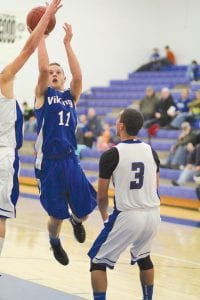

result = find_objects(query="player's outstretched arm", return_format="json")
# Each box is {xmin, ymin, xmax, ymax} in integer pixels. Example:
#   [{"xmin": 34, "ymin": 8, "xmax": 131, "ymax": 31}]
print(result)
[
  {"xmin": 1, "ymin": 0, "xmax": 62, "ymax": 83},
  {"xmin": 63, "ymin": 23, "xmax": 82, "ymax": 103},
  {"xmin": 35, "ymin": 36, "xmax": 49, "ymax": 109}
]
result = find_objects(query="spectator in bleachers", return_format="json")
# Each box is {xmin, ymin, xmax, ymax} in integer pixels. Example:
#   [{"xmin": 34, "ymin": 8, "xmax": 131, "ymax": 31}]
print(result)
[
  {"xmin": 136, "ymin": 46, "xmax": 176, "ymax": 72},
  {"xmin": 83, "ymin": 107, "xmax": 103, "ymax": 148},
  {"xmin": 150, "ymin": 48, "xmax": 160, "ymax": 62},
  {"xmin": 139, "ymin": 86, "xmax": 160, "ymax": 121},
  {"xmin": 146, "ymin": 87, "xmax": 176, "ymax": 128},
  {"xmin": 153, "ymin": 46, "xmax": 176, "ymax": 70},
  {"xmin": 22, "ymin": 101, "xmax": 34, "ymax": 122},
  {"xmin": 161, "ymin": 122, "xmax": 197, "ymax": 169},
  {"xmin": 165, "ymin": 46, "xmax": 176, "ymax": 65},
  {"xmin": 22, "ymin": 101, "xmax": 37, "ymax": 133},
  {"xmin": 24, "ymin": 114, "xmax": 37, "ymax": 133},
  {"xmin": 149, "ymin": 48, "xmax": 161, "ymax": 71},
  {"xmin": 171, "ymin": 143, "xmax": 200, "ymax": 186},
  {"xmin": 76, "ymin": 114, "xmax": 88, "ymax": 144},
  {"xmin": 187, "ymin": 90, "xmax": 200, "ymax": 120},
  {"xmin": 186, "ymin": 60, "xmax": 199, "ymax": 82},
  {"xmin": 136, "ymin": 48, "xmax": 161, "ymax": 72},
  {"xmin": 96, "ymin": 123, "xmax": 112, "ymax": 151},
  {"xmin": 169, "ymin": 88, "xmax": 191, "ymax": 129}
]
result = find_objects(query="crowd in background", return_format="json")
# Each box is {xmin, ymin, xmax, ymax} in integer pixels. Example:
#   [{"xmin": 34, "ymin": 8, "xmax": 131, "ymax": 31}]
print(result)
[{"xmin": 22, "ymin": 50, "xmax": 200, "ymax": 199}]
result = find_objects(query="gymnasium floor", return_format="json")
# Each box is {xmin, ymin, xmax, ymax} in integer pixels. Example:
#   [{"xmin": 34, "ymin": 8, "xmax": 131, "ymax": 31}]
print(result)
[{"xmin": 0, "ymin": 196, "xmax": 200, "ymax": 300}]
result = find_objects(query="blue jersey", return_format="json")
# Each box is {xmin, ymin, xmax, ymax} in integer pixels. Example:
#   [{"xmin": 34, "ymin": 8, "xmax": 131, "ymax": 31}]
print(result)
[{"xmin": 35, "ymin": 87, "xmax": 77, "ymax": 161}]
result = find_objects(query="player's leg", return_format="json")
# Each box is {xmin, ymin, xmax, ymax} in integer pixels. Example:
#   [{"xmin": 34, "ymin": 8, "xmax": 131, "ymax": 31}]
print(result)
[
  {"xmin": 88, "ymin": 210, "xmax": 131, "ymax": 299},
  {"xmin": 37, "ymin": 159, "xmax": 70, "ymax": 265},
  {"xmin": 69, "ymin": 213, "xmax": 87, "ymax": 243},
  {"xmin": 137, "ymin": 256, "xmax": 154, "ymax": 300},
  {"xmin": 130, "ymin": 208, "xmax": 160, "ymax": 300},
  {"xmin": 0, "ymin": 217, "xmax": 6, "ymax": 256},
  {"xmin": 0, "ymin": 149, "xmax": 19, "ymax": 256},
  {"xmin": 48, "ymin": 216, "xmax": 69, "ymax": 265},
  {"xmin": 90, "ymin": 263, "xmax": 107, "ymax": 300},
  {"xmin": 66, "ymin": 157, "xmax": 97, "ymax": 243}
]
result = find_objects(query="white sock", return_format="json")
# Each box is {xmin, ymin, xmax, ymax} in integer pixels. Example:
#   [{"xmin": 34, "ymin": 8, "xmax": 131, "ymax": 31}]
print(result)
[
  {"xmin": 71, "ymin": 213, "xmax": 82, "ymax": 223},
  {"xmin": 0, "ymin": 237, "xmax": 4, "ymax": 256}
]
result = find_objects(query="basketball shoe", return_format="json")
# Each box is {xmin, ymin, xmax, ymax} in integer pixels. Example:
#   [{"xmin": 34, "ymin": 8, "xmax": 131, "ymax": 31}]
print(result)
[
  {"xmin": 70, "ymin": 216, "xmax": 86, "ymax": 243},
  {"xmin": 50, "ymin": 239, "xmax": 69, "ymax": 265}
]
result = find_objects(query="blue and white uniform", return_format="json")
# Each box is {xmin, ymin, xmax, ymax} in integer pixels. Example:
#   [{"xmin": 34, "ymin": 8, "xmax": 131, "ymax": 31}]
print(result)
[
  {"xmin": 35, "ymin": 87, "xmax": 97, "ymax": 219},
  {"xmin": 88, "ymin": 140, "xmax": 161, "ymax": 269},
  {"xmin": 0, "ymin": 91, "xmax": 23, "ymax": 218}
]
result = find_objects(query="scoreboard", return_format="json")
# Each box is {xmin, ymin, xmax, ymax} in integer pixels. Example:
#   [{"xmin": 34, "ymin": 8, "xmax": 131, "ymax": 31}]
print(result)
[{"xmin": 0, "ymin": 12, "xmax": 26, "ymax": 64}]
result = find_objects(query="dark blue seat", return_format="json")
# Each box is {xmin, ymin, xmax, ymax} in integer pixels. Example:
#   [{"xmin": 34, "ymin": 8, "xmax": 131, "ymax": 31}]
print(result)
[
  {"xmin": 19, "ymin": 155, "xmax": 35, "ymax": 164},
  {"xmin": 80, "ymin": 148, "xmax": 102, "ymax": 159},
  {"xmin": 159, "ymin": 185, "xmax": 197, "ymax": 200},
  {"xmin": 80, "ymin": 160, "xmax": 98, "ymax": 171}
]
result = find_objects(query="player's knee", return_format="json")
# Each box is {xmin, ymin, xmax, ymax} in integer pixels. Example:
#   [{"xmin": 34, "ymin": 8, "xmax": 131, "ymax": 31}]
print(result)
[
  {"xmin": 137, "ymin": 255, "xmax": 153, "ymax": 271},
  {"xmin": 80, "ymin": 215, "xmax": 88, "ymax": 222},
  {"xmin": 90, "ymin": 262, "xmax": 106, "ymax": 272}
]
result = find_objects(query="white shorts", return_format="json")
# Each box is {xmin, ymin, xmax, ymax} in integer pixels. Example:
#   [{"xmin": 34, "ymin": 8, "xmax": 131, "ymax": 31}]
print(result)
[
  {"xmin": 0, "ymin": 147, "xmax": 19, "ymax": 218},
  {"xmin": 88, "ymin": 207, "xmax": 160, "ymax": 269}
]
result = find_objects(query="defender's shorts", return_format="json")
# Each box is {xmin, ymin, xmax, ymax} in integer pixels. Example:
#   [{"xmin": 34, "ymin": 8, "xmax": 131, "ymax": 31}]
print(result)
[
  {"xmin": 0, "ymin": 148, "xmax": 19, "ymax": 218},
  {"xmin": 35, "ymin": 153, "xmax": 97, "ymax": 219},
  {"xmin": 88, "ymin": 207, "xmax": 160, "ymax": 269}
]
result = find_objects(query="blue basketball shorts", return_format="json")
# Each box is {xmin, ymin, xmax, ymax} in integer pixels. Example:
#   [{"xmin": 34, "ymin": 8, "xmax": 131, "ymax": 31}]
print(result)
[
  {"xmin": 35, "ymin": 153, "xmax": 97, "ymax": 220},
  {"xmin": 0, "ymin": 148, "xmax": 19, "ymax": 218}
]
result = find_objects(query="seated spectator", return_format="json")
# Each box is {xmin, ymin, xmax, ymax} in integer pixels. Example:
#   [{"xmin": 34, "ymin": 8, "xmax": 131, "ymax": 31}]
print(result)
[
  {"xmin": 83, "ymin": 108, "xmax": 103, "ymax": 148},
  {"xmin": 170, "ymin": 89, "xmax": 191, "ymax": 129},
  {"xmin": 145, "ymin": 87, "xmax": 176, "ymax": 128},
  {"xmin": 172, "ymin": 143, "xmax": 200, "ymax": 186},
  {"xmin": 76, "ymin": 114, "xmax": 88, "ymax": 144},
  {"xmin": 187, "ymin": 90, "xmax": 200, "ymax": 119},
  {"xmin": 154, "ymin": 46, "xmax": 176, "ymax": 70},
  {"xmin": 165, "ymin": 46, "xmax": 176, "ymax": 65},
  {"xmin": 186, "ymin": 60, "xmax": 199, "ymax": 82},
  {"xmin": 150, "ymin": 48, "xmax": 160, "ymax": 62},
  {"xmin": 136, "ymin": 48, "xmax": 161, "ymax": 72},
  {"xmin": 96, "ymin": 123, "xmax": 112, "ymax": 151},
  {"xmin": 22, "ymin": 101, "xmax": 34, "ymax": 121},
  {"xmin": 161, "ymin": 122, "xmax": 197, "ymax": 169},
  {"xmin": 139, "ymin": 86, "xmax": 159, "ymax": 121},
  {"xmin": 24, "ymin": 114, "xmax": 37, "ymax": 133},
  {"xmin": 149, "ymin": 48, "xmax": 161, "ymax": 71}
]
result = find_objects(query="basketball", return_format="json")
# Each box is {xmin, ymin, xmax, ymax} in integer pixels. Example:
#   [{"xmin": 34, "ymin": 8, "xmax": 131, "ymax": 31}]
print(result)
[{"xmin": 26, "ymin": 6, "xmax": 56, "ymax": 34}]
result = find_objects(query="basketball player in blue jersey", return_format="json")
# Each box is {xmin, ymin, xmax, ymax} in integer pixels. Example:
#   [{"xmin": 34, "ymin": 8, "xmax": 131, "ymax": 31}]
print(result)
[
  {"xmin": 88, "ymin": 108, "xmax": 161, "ymax": 300},
  {"xmin": 0, "ymin": 0, "xmax": 62, "ymax": 260},
  {"xmin": 34, "ymin": 23, "xmax": 97, "ymax": 266}
]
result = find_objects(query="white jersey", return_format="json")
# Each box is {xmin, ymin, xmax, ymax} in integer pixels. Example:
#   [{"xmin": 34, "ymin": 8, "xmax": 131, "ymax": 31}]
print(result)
[
  {"xmin": 112, "ymin": 141, "xmax": 160, "ymax": 210},
  {"xmin": 0, "ymin": 92, "xmax": 23, "ymax": 149},
  {"xmin": 0, "ymin": 91, "xmax": 23, "ymax": 218}
]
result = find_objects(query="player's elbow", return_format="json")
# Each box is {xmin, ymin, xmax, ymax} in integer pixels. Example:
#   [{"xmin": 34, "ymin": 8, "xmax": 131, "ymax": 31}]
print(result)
[{"xmin": 39, "ymin": 66, "xmax": 49, "ymax": 75}]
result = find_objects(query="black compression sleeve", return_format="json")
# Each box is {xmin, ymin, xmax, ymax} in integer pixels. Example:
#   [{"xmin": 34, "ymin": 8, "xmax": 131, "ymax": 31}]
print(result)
[{"xmin": 99, "ymin": 147, "xmax": 119, "ymax": 179}]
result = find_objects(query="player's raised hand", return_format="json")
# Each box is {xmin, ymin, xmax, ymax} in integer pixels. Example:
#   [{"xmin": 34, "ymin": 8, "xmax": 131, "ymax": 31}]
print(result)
[
  {"xmin": 45, "ymin": 0, "xmax": 63, "ymax": 17},
  {"xmin": 63, "ymin": 23, "xmax": 73, "ymax": 46}
]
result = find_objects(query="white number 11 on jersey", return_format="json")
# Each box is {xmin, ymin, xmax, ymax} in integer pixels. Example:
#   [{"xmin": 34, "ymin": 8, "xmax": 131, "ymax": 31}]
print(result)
[{"xmin": 58, "ymin": 111, "xmax": 71, "ymax": 126}]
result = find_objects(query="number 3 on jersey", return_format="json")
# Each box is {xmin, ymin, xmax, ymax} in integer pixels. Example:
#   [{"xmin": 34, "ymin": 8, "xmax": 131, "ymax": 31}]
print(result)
[
  {"xmin": 58, "ymin": 111, "xmax": 70, "ymax": 126},
  {"xmin": 130, "ymin": 162, "xmax": 144, "ymax": 189}
]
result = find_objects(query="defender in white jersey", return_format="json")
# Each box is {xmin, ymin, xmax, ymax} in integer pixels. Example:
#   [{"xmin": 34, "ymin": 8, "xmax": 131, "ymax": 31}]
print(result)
[
  {"xmin": 0, "ymin": 0, "xmax": 62, "ymax": 259},
  {"xmin": 88, "ymin": 108, "xmax": 161, "ymax": 300}
]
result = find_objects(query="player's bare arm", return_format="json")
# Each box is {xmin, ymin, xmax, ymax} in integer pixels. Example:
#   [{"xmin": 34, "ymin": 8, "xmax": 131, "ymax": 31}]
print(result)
[
  {"xmin": 97, "ymin": 178, "xmax": 110, "ymax": 222},
  {"xmin": 35, "ymin": 37, "xmax": 50, "ymax": 109},
  {"xmin": 63, "ymin": 23, "xmax": 82, "ymax": 103},
  {"xmin": 1, "ymin": 0, "xmax": 62, "ymax": 83}
]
